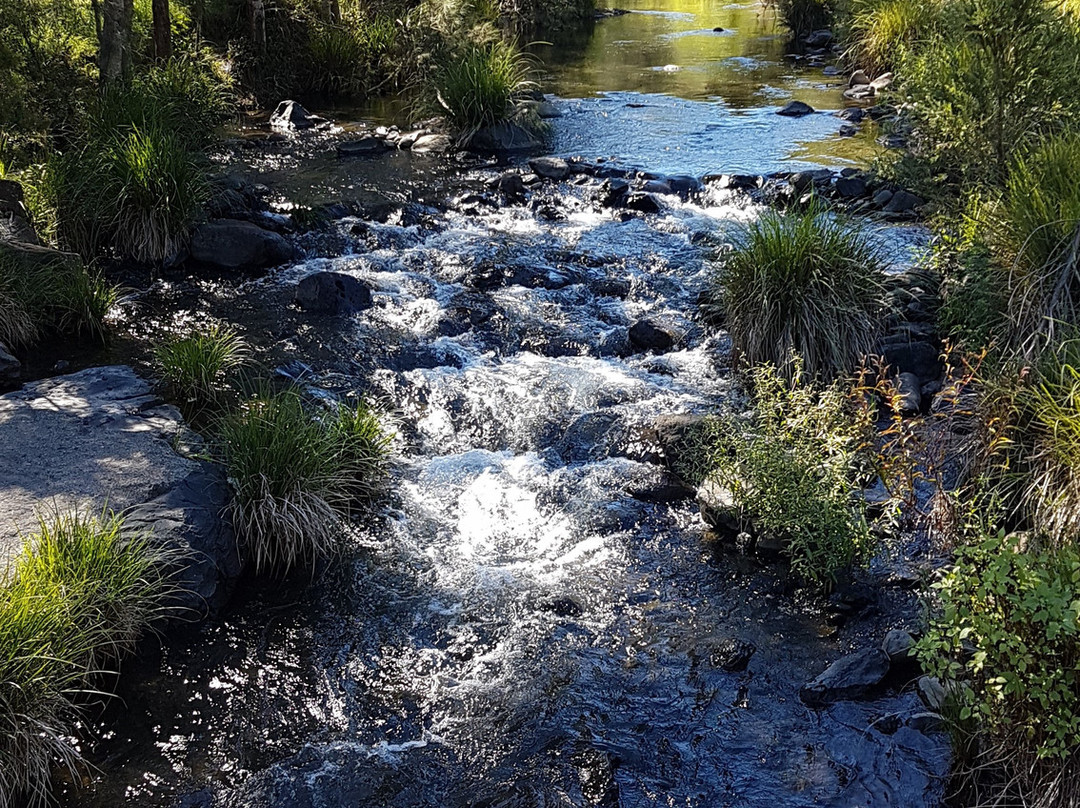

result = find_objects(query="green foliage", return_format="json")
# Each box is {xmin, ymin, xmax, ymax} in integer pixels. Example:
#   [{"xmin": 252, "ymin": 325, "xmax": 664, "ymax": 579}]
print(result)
[
  {"xmin": 218, "ymin": 388, "xmax": 391, "ymax": 574},
  {"xmin": 0, "ymin": 508, "xmax": 178, "ymax": 808},
  {"xmin": 0, "ymin": 247, "xmax": 115, "ymax": 349},
  {"xmin": 772, "ymin": 0, "xmax": 834, "ymax": 40},
  {"xmin": 684, "ymin": 362, "xmax": 878, "ymax": 588},
  {"xmin": 306, "ymin": 14, "xmax": 400, "ymax": 97},
  {"xmin": 154, "ymin": 324, "xmax": 250, "ymax": 406},
  {"xmin": 704, "ymin": 206, "xmax": 887, "ymax": 380},
  {"xmin": 895, "ymin": 0, "xmax": 1080, "ymax": 191},
  {"xmin": 916, "ymin": 533, "xmax": 1080, "ymax": 803},
  {"xmin": 845, "ymin": 0, "xmax": 942, "ymax": 73},
  {"xmin": 432, "ymin": 40, "xmax": 535, "ymax": 135}
]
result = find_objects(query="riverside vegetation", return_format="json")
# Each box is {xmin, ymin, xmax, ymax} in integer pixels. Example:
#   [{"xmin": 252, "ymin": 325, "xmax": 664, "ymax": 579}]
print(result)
[
  {"xmin": 752, "ymin": 0, "xmax": 1080, "ymax": 804},
  {"xmin": 3, "ymin": 0, "xmax": 1080, "ymax": 805}
]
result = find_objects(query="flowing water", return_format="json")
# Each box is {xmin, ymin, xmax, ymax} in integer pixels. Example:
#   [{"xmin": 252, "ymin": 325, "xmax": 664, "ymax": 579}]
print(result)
[{"xmin": 59, "ymin": 2, "xmax": 948, "ymax": 806}]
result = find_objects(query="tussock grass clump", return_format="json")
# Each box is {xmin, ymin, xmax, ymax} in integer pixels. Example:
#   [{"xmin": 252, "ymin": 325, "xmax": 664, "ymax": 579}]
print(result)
[
  {"xmin": 0, "ymin": 248, "xmax": 115, "ymax": 350},
  {"xmin": 307, "ymin": 14, "xmax": 399, "ymax": 97},
  {"xmin": 846, "ymin": 0, "xmax": 941, "ymax": 73},
  {"xmin": 219, "ymin": 389, "xmax": 391, "ymax": 574},
  {"xmin": 433, "ymin": 40, "xmax": 535, "ymax": 135},
  {"xmin": 0, "ymin": 508, "xmax": 178, "ymax": 808},
  {"xmin": 154, "ymin": 324, "xmax": 250, "ymax": 406},
  {"xmin": 771, "ymin": 0, "xmax": 833, "ymax": 40},
  {"xmin": 705, "ymin": 206, "xmax": 887, "ymax": 380}
]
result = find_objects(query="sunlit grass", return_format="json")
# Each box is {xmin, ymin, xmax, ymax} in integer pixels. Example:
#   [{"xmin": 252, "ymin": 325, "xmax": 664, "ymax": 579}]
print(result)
[{"xmin": 154, "ymin": 324, "xmax": 249, "ymax": 407}]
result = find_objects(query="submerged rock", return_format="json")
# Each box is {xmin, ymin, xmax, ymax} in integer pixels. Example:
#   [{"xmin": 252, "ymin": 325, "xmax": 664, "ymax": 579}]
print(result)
[
  {"xmin": 337, "ymin": 136, "xmax": 391, "ymax": 157},
  {"xmin": 190, "ymin": 220, "xmax": 294, "ymax": 271},
  {"xmin": 466, "ymin": 122, "xmax": 543, "ymax": 153},
  {"xmin": 800, "ymin": 648, "xmax": 892, "ymax": 707},
  {"xmin": 295, "ymin": 271, "xmax": 374, "ymax": 314}
]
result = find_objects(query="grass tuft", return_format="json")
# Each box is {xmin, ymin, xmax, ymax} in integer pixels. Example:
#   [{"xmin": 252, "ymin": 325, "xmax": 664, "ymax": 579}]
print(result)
[
  {"xmin": 154, "ymin": 324, "xmax": 250, "ymax": 407},
  {"xmin": 218, "ymin": 388, "xmax": 391, "ymax": 574},
  {"xmin": 432, "ymin": 40, "xmax": 535, "ymax": 136},
  {"xmin": 0, "ymin": 507, "xmax": 179, "ymax": 808},
  {"xmin": 704, "ymin": 206, "xmax": 887, "ymax": 380}
]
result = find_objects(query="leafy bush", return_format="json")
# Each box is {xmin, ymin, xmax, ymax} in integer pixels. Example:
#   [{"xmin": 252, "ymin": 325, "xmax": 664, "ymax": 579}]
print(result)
[
  {"xmin": 432, "ymin": 40, "xmax": 535, "ymax": 135},
  {"xmin": 0, "ymin": 247, "xmax": 115, "ymax": 349},
  {"xmin": 219, "ymin": 388, "xmax": 391, "ymax": 574},
  {"xmin": 682, "ymin": 362, "xmax": 878, "ymax": 588},
  {"xmin": 154, "ymin": 324, "xmax": 250, "ymax": 406},
  {"xmin": 0, "ymin": 508, "xmax": 178, "ymax": 808},
  {"xmin": 916, "ymin": 533, "xmax": 1080, "ymax": 806},
  {"xmin": 704, "ymin": 206, "xmax": 887, "ymax": 380},
  {"xmin": 895, "ymin": 0, "xmax": 1080, "ymax": 191}
]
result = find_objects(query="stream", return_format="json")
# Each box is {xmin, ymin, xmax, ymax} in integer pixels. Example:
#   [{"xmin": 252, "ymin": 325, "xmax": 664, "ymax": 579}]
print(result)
[{"xmin": 60, "ymin": 1, "xmax": 949, "ymax": 806}]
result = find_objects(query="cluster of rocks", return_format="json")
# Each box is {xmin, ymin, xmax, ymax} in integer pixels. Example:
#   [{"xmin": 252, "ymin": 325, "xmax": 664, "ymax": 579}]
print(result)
[
  {"xmin": 878, "ymin": 268, "xmax": 943, "ymax": 415},
  {"xmin": 844, "ymin": 69, "xmax": 894, "ymax": 102}
]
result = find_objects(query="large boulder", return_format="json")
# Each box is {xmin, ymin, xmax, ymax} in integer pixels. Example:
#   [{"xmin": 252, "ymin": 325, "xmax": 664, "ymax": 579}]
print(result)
[
  {"xmin": 800, "ymin": 648, "xmax": 892, "ymax": 707},
  {"xmin": 466, "ymin": 121, "xmax": 543, "ymax": 153},
  {"xmin": 528, "ymin": 156, "xmax": 571, "ymax": 181},
  {"xmin": 628, "ymin": 319, "xmax": 676, "ymax": 351},
  {"xmin": 295, "ymin": 271, "xmax": 374, "ymax": 314},
  {"xmin": 190, "ymin": 220, "xmax": 294, "ymax": 271},
  {"xmin": 0, "ymin": 366, "xmax": 238, "ymax": 614},
  {"xmin": 777, "ymin": 100, "xmax": 815, "ymax": 117}
]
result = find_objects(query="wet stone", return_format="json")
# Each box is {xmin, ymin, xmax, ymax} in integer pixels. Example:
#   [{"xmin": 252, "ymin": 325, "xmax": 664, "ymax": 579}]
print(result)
[
  {"xmin": 295, "ymin": 271, "xmax": 374, "ymax": 314},
  {"xmin": 777, "ymin": 100, "xmax": 815, "ymax": 117},
  {"xmin": 337, "ymin": 136, "xmax": 391, "ymax": 157},
  {"xmin": 628, "ymin": 319, "xmax": 676, "ymax": 351},
  {"xmin": 800, "ymin": 648, "xmax": 892, "ymax": 707},
  {"xmin": 710, "ymin": 637, "xmax": 757, "ymax": 672},
  {"xmin": 529, "ymin": 156, "xmax": 571, "ymax": 181}
]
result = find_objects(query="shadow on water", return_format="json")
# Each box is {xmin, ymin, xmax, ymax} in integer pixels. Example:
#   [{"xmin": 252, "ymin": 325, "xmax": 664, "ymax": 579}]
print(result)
[{"xmin": 54, "ymin": 3, "xmax": 947, "ymax": 807}]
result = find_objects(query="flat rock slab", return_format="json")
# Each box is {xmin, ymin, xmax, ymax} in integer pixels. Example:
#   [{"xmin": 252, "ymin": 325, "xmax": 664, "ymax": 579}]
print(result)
[{"xmin": 0, "ymin": 366, "xmax": 237, "ymax": 614}]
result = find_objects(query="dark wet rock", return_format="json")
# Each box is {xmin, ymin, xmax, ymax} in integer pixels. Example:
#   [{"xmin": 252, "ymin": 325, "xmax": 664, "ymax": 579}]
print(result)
[
  {"xmin": 574, "ymin": 747, "xmax": 621, "ymax": 808},
  {"xmin": 529, "ymin": 156, "xmax": 571, "ymax": 181},
  {"xmin": 839, "ymin": 123, "xmax": 858, "ymax": 137},
  {"xmin": 882, "ymin": 630, "xmax": 916, "ymax": 664},
  {"xmin": 412, "ymin": 133, "xmax": 454, "ymax": 154},
  {"xmin": 629, "ymin": 470, "xmax": 697, "ymax": 503},
  {"xmin": 805, "ymin": 29, "xmax": 833, "ymax": 47},
  {"xmin": 270, "ymin": 99, "xmax": 315, "ymax": 130},
  {"xmin": 880, "ymin": 340, "xmax": 942, "ymax": 383},
  {"xmin": 490, "ymin": 171, "xmax": 527, "ymax": 200},
  {"xmin": 629, "ymin": 319, "xmax": 675, "ymax": 351},
  {"xmin": 541, "ymin": 596, "xmax": 583, "ymax": 618},
  {"xmin": 710, "ymin": 637, "xmax": 756, "ymax": 672},
  {"xmin": 337, "ymin": 136, "xmax": 391, "ymax": 157},
  {"xmin": 834, "ymin": 175, "xmax": 869, "ymax": 199},
  {"xmin": 535, "ymin": 100, "xmax": 562, "ymax": 118},
  {"xmin": 884, "ymin": 189, "xmax": 925, "ymax": 214},
  {"xmin": 837, "ymin": 107, "xmax": 868, "ymax": 123},
  {"xmin": 0, "ymin": 342, "xmax": 20, "ymax": 383},
  {"xmin": 777, "ymin": 100, "xmax": 815, "ymax": 117},
  {"xmin": 790, "ymin": 168, "xmax": 833, "ymax": 193},
  {"xmin": 709, "ymin": 173, "xmax": 761, "ymax": 191},
  {"xmin": 125, "ymin": 466, "xmax": 240, "ymax": 619},
  {"xmin": 559, "ymin": 411, "xmax": 626, "ymax": 463},
  {"xmin": 917, "ymin": 676, "xmax": 947, "ymax": 711},
  {"xmin": 599, "ymin": 178, "xmax": 630, "ymax": 208},
  {"xmin": 896, "ymin": 372, "xmax": 922, "ymax": 414},
  {"xmin": 591, "ymin": 276, "xmax": 631, "ymax": 298},
  {"xmin": 295, "ymin": 271, "xmax": 374, "ymax": 314},
  {"xmin": 872, "ymin": 188, "xmax": 894, "ymax": 209},
  {"xmin": 466, "ymin": 122, "xmax": 542, "ymax": 153},
  {"xmin": 597, "ymin": 327, "xmax": 631, "ymax": 357},
  {"xmin": 624, "ymin": 192, "xmax": 664, "ymax": 214},
  {"xmin": 651, "ymin": 413, "xmax": 708, "ymax": 465},
  {"xmin": 642, "ymin": 179, "xmax": 672, "ymax": 194},
  {"xmin": 190, "ymin": 220, "xmax": 294, "ymax": 271},
  {"xmin": 800, "ymin": 648, "xmax": 892, "ymax": 707},
  {"xmin": 850, "ymin": 70, "xmax": 871, "ymax": 87}
]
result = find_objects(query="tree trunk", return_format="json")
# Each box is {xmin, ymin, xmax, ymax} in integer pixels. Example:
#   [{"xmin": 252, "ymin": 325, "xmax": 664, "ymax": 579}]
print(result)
[
  {"xmin": 121, "ymin": 0, "xmax": 134, "ymax": 77},
  {"xmin": 249, "ymin": 0, "xmax": 266, "ymax": 52},
  {"xmin": 98, "ymin": 0, "xmax": 126, "ymax": 83},
  {"xmin": 153, "ymin": 0, "xmax": 172, "ymax": 60}
]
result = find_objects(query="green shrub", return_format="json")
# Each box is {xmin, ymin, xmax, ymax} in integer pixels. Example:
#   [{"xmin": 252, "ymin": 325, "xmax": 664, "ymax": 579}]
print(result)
[
  {"xmin": 704, "ymin": 206, "xmax": 887, "ymax": 380},
  {"xmin": 154, "ymin": 324, "xmax": 250, "ymax": 406},
  {"xmin": 307, "ymin": 14, "xmax": 399, "ymax": 97},
  {"xmin": 682, "ymin": 362, "xmax": 878, "ymax": 588},
  {"xmin": 916, "ymin": 533, "xmax": 1080, "ymax": 806},
  {"xmin": 0, "ymin": 247, "xmax": 115, "ymax": 349},
  {"xmin": 432, "ymin": 40, "xmax": 535, "ymax": 135},
  {"xmin": 0, "ymin": 508, "xmax": 178, "ymax": 808},
  {"xmin": 219, "ymin": 388, "xmax": 391, "ymax": 574},
  {"xmin": 896, "ymin": 0, "xmax": 1080, "ymax": 191}
]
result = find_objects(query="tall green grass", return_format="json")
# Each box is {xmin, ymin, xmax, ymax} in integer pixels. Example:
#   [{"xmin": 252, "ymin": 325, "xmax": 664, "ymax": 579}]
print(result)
[
  {"xmin": 0, "ymin": 508, "xmax": 179, "ymax": 808},
  {"xmin": 307, "ymin": 14, "xmax": 399, "ymax": 97},
  {"xmin": 846, "ymin": 0, "xmax": 942, "ymax": 73},
  {"xmin": 705, "ymin": 206, "xmax": 887, "ymax": 380},
  {"xmin": 154, "ymin": 324, "xmax": 250, "ymax": 407},
  {"xmin": 771, "ymin": 0, "xmax": 833, "ymax": 41},
  {"xmin": 218, "ymin": 388, "xmax": 391, "ymax": 574},
  {"xmin": 0, "ymin": 248, "xmax": 115, "ymax": 349},
  {"xmin": 432, "ymin": 40, "xmax": 535, "ymax": 136}
]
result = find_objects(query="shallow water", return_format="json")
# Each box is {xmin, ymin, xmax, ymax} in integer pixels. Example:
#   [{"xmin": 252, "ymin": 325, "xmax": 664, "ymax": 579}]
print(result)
[{"xmin": 58, "ymin": 3, "xmax": 946, "ymax": 807}]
